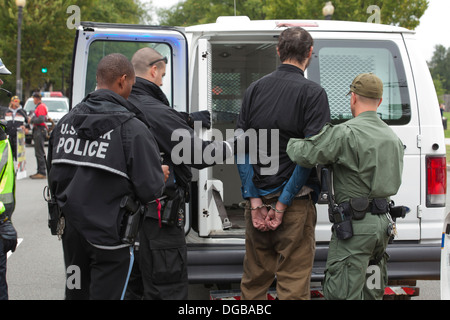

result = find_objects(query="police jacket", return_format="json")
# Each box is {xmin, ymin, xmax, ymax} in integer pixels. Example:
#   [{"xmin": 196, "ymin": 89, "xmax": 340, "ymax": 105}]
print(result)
[
  {"xmin": 128, "ymin": 77, "xmax": 232, "ymax": 194},
  {"xmin": 48, "ymin": 89, "xmax": 165, "ymax": 247}
]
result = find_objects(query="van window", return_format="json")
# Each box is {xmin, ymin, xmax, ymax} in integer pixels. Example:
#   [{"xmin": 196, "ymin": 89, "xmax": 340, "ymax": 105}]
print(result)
[
  {"xmin": 85, "ymin": 40, "xmax": 173, "ymax": 105},
  {"xmin": 308, "ymin": 40, "xmax": 410, "ymax": 125},
  {"xmin": 210, "ymin": 43, "xmax": 279, "ymax": 123}
]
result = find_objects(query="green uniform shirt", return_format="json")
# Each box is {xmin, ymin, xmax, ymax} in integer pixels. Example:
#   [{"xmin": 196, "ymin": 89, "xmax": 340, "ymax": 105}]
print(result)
[{"xmin": 287, "ymin": 111, "xmax": 404, "ymax": 204}]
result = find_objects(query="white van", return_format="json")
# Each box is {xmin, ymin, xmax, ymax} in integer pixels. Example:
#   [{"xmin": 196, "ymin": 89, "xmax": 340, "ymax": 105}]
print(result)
[
  {"xmin": 71, "ymin": 17, "xmax": 446, "ymax": 294},
  {"xmin": 24, "ymin": 92, "xmax": 69, "ymax": 144}
]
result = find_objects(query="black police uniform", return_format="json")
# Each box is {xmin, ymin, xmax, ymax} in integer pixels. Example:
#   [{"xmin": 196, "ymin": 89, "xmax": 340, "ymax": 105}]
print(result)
[
  {"xmin": 124, "ymin": 77, "xmax": 231, "ymax": 300},
  {"xmin": 48, "ymin": 89, "xmax": 165, "ymax": 300}
]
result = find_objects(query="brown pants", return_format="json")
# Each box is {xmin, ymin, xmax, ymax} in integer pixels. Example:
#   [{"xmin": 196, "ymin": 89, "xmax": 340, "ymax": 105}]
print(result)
[{"xmin": 240, "ymin": 197, "xmax": 317, "ymax": 300}]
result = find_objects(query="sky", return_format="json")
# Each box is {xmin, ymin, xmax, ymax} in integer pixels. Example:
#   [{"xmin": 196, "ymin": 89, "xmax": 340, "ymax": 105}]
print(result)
[{"xmin": 151, "ymin": 0, "xmax": 450, "ymax": 62}]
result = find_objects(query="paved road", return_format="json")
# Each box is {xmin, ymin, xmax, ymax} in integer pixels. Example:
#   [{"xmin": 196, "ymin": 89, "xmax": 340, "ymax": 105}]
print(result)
[
  {"xmin": 7, "ymin": 146, "xmax": 65, "ymax": 299},
  {"xmin": 5, "ymin": 146, "xmax": 442, "ymax": 300}
]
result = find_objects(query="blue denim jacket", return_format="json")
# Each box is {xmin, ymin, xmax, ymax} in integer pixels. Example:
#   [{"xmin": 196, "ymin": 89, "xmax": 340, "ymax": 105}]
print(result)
[{"xmin": 236, "ymin": 153, "xmax": 316, "ymax": 206}]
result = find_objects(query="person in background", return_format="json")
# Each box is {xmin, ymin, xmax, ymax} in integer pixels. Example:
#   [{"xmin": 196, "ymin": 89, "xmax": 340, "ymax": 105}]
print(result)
[
  {"xmin": 29, "ymin": 92, "xmax": 48, "ymax": 179},
  {"xmin": 4, "ymin": 96, "xmax": 29, "ymax": 160}
]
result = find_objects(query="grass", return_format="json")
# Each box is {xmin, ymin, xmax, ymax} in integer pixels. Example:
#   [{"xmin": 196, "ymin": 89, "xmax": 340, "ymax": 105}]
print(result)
[
  {"xmin": 444, "ymin": 112, "xmax": 450, "ymax": 139},
  {"xmin": 447, "ymin": 146, "xmax": 450, "ymax": 165},
  {"xmin": 444, "ymin": 112, "xmax": 450, "ymax": 164}
]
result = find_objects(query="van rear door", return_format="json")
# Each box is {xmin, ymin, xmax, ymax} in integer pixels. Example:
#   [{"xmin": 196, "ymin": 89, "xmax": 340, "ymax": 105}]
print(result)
[
  {"xmin": 71, "ymin": 22, "xmax": 190, "ymax": 229},
  {"xmin": 71, "ymin": 22, "xmax": 188, "ymax": 112},
  {"xmin": 307, "ymin": 32, "xmax": 421, "ymax": 241}
]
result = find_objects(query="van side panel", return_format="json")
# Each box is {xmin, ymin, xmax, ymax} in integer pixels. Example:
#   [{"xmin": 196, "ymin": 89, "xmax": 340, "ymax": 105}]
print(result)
[
  {"xmin": 308, "ymin": 32, "xmax": 421, "ymax": 242},
  {"xmin": 403, "ymin": 34, "xmax": 446, "ymax": 242}
]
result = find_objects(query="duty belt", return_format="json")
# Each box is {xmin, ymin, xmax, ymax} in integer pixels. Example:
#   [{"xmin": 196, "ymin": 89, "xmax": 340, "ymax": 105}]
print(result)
[{"xmin": 338, "ymin": 197, "xmax": 389, "ymax": 221}]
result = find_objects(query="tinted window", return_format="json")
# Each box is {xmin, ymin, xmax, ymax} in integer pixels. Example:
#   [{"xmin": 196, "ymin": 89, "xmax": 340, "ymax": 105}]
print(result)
[
  {"xmin": 308, "ymin": 40, "xmax": 410, "ymax": 125},
  {"xmin": 85, "ymin": 40, "xmax": 173, "ymax": 105}
]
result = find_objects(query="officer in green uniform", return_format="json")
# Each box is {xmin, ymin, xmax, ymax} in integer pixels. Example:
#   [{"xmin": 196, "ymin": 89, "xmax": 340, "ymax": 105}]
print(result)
[{"xmin": 287, "ymin": 73, "xmax": 404, "ymax": 300}]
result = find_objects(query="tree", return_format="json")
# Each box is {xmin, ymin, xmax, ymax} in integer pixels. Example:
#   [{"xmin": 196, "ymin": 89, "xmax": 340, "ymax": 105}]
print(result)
[
  {"xmin": 158, "ymin": 0, "xmax": 428, "ymax": 30},
  {"xmin": 433, "ymin": 76, "xmax": 445, "ymax": 104},
  {"xmin": 0, "ymin": 0, "xmax": 149, "ymax": 105},
  {"xmin": 429, "ymin": 45, "xmax": 450, "ymax": 94}
]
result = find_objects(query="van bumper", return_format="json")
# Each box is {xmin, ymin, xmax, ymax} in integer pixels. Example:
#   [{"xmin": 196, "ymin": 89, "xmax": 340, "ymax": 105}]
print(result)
[{"xmin": 187, "ymin": 242, "xmax": 441, "ymax": 284}]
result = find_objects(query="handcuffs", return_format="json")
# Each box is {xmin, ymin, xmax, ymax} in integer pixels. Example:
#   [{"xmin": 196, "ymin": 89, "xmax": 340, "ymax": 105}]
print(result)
[{"xmin": 250, "ymin": 203, "xmax": 286, "ymax": 214}]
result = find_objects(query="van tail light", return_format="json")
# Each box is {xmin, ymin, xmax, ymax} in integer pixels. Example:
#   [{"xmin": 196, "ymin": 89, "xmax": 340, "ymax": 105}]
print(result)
[{"xmin": 426, "ymin": 156, "xmax": 447, "ymax": 207}]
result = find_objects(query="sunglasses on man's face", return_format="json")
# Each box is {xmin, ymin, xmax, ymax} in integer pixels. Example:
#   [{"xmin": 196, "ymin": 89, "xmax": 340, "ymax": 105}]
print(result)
[{"xmin": 148, "ymin": 57, "xmax": 168, "ymax": 66}]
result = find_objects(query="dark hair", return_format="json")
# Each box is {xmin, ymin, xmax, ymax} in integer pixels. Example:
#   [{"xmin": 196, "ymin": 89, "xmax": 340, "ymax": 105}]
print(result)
[
  {"xmin": 277, "ymin": 27, "xmax": 314, "ymax": 64},
  {"xmin": 96, "ymin": 53, "xmax": 135, "ymax": 87}
]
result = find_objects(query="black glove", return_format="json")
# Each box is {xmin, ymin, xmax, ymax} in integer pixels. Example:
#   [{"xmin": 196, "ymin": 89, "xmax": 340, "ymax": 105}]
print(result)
[
  {"xmin": 30, "ymin": 115, "xmax": 46, "ymax": 125},
  {"xmin": 181, "ymin": 110, "xmax": 211, "ymax": 129},
  {"xmin": 0, "ymin": 220, "xmax": 17, "ymax": 253}
]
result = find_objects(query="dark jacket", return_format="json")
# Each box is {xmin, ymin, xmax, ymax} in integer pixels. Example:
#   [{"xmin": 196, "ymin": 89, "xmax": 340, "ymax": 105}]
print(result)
[
  {"xmin": 236, "ymin": 64, "xmax": 330, "ymax": 190},
  {"xmin": 48, "ymin": 89, "xmax": 165, "ymax": 246},
  {"xmin": 128, "ymin": 77, "xmax": 231, "ymax": 192}
]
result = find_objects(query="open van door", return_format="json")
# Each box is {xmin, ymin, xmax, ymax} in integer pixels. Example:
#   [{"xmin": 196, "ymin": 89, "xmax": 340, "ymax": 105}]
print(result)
[
  {"xmin": 72, "ymin": 22, "xmax": 188, "ymax": 110},
  {"xmin": 70, "ymin": 22, "xmax": 190, "ymax": 230}
]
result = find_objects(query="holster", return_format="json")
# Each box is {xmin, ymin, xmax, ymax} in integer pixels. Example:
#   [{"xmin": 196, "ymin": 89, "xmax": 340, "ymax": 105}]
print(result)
[
  {"xmin": 334, "ymin": 220, "xmax": 353, "ymax": 240},
  {"xmin": 47, "ymin": 198, "xmax": 62, "ymax": 236},
  {"xmin": 160, "ymin": 188, "xmax": 186, "ymax": 227},
  {"xmin": 330, "ymin": 206, "xmax": 353, "ymax": 240},
  {"xmin": 120, "ymin": 196, "xmax": 144, "ymax": 245}
]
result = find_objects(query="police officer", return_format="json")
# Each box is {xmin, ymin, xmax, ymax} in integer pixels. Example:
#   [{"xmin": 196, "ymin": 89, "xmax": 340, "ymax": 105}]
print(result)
[
  {"xmin": 123, "ymin": 47, "xmax": 233, "ymax": 300},
  {"xmin": 287, "ymin": 73, "xmax": 404, "ymax": 300},
  {"xmin": 0, "ymin": 58, "xmax": 18, "ymax": 300},
  {"xmin": 48, "ymin": 53, "xmax": 166, "ymax": 300}
]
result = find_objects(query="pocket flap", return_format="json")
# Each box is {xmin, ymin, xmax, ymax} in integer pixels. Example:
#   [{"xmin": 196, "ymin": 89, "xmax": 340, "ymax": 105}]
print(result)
[{"xmin": 349, "ymin": 197, "xmax": 369, "ymax": 212}]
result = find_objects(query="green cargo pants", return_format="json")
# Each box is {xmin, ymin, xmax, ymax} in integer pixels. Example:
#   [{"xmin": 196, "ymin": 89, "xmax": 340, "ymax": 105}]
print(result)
[{"xmin": 323, "ymin": 212, "xmax": 391, "ymax": 300}]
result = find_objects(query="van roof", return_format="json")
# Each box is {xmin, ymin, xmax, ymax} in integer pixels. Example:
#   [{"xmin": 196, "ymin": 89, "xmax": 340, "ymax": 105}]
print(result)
[{"xmin": 185, "ymin": 16, "xmax": 414, "ymax": 34}]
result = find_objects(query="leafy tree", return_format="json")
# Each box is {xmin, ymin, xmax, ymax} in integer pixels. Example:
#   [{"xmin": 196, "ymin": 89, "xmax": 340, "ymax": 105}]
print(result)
[
  {"xmin": 158, "ymin": 0, "xmax": 428, "ymax": 30},
  {"xmin": 158, "ymin": 0, "xmax": 267, "ymax": 26},
  {"xmin": 0, "ymin": 0, "xmax": 149, "ymax": 104},
  {"xmin": 433, "ymin": 76, "xmax": 445, "ymax": 103},
  {"xmin": 429, "ymin": 45, "xmax": 450, "ymax": 93}
]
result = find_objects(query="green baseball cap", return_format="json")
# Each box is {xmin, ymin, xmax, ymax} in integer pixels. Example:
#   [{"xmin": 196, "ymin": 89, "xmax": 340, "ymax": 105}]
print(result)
[{"xmin": 347, "ymin": 73, "xmax": 383, "ymax": 99}]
